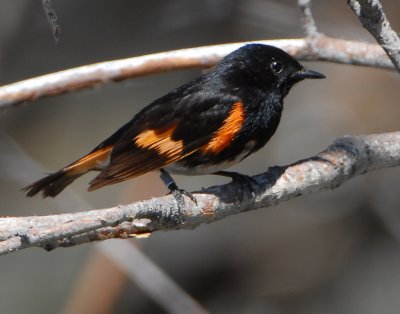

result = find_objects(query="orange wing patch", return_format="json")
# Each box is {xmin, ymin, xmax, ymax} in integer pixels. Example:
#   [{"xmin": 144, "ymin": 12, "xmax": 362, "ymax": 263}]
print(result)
[
  {"xmin": 65, "ymin": 146, "xmax": 112, "ymax": 174},
  {"xmin": 201, "ymin": 102, "xmax": 245, "ymax": 154},
  {"xmin": 135, "ymin": 125, "xmax": 184, "ymax": 161}
]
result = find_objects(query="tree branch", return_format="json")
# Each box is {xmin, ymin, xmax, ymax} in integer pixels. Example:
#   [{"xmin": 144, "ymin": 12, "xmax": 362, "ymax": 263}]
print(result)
[
  {"xmin": 348, "ymin": 0, "xmax": 400, "ymax": 72},
  {"xmin": 0, "ymin": 36, "xmax": 393, "ymax": 110},
  {"xmin": 298, "ymin": 0, "xmax": 319, "ymax": 37},
  {"xmin": 41, "ymin": 0, "xmax": 61, "ymax": 42},
  {"xmin": 0, "ymin": 132, "xmax": 399, "ymax": 255},
  {"xmin": 97, "ymin": 241, "xmax": 209, "ymax": 314}
]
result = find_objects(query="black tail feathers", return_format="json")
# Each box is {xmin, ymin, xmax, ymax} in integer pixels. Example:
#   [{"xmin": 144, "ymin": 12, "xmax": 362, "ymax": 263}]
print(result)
[{"xmin": 23, "ymin": 170, "xmax": 83, "ymax": 198}]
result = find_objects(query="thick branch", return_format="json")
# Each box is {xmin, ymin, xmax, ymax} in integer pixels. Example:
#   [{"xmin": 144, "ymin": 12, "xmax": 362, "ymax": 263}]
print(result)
[
  {"xmin": 0, "ymin": 36, "xmax": 393, "ymax": 109},
  {"xmin": 0, "ymin": 132, "xmax": 399, "ymax": 255},
  {"xmin": 348, "ymin": 0, "xmax": 400, "ymax": 72}
]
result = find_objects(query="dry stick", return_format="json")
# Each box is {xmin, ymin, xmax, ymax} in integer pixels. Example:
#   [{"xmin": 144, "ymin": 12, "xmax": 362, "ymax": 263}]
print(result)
[
  {"xmin": 0, "ymin": 36, "xmax": 394, "ymax": 110},
  {"xmin": 298, "ymin": 0, "xmax": 319, "ymax": 36},
  {"xmin": 0, "ymin": 132, "xmax": 399, "ymax": 255},
  {"xmin": 98, "ymin": 241, "xmax": 209, "ymax": 314},
  {"xmin": 41, "ymin": 0, "xmax": 61, "ymax": 42},
  {"xmin": 348, "ymin": 0, "xmax": 400, "ymax": 72}
]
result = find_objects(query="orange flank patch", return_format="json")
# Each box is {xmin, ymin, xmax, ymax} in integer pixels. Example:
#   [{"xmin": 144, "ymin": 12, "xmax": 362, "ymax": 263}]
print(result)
[
  {"xmin": 135, "ymin": 125, "xmax": 184, "ymax": 160},
  {"xmin": 201, "ymin": 102, "xmax": 245, "ymax": 154},
  {"xmin": 66, "ymin": 146, "xmax": 112, "ymax": 174}
]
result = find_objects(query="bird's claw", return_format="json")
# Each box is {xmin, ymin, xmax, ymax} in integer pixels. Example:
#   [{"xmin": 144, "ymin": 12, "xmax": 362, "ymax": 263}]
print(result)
[
  {"xmin": 170, "ymin": 188, "xmax": 197, "ymax": 208},
  {"xmin": 160, "ymin": 168, "xmax": 197, "ymax": 218}
]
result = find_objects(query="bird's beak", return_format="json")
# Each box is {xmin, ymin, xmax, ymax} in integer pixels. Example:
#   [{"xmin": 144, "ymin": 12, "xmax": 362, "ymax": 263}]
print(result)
[{"xmin": 292, "ymin": 68, "xmax": 326, "ymax": 80}]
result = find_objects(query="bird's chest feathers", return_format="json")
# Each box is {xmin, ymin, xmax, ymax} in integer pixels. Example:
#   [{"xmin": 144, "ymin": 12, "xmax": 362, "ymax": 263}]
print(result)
[{"xmin": 243, "ymin": 94, "xmax": 283, "ymax": 141}]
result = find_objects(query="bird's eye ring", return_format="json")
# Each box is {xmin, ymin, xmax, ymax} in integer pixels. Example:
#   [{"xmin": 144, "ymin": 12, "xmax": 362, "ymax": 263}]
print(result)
[{"xmin": 270, "ymin": 61, "xmax": 283, "ymax": 74}]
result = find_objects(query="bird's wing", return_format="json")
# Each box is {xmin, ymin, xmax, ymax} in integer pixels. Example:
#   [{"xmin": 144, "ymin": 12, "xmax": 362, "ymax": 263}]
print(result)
[{"xmin": 88, "ymin": 93, "xmax": 245, "ymax": 190}]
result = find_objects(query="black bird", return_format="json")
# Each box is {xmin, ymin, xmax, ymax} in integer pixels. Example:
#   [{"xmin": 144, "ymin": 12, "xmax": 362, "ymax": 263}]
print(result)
[{"xmin": 24, "ymin": 44, "xmax": 325, "ymax": 204}]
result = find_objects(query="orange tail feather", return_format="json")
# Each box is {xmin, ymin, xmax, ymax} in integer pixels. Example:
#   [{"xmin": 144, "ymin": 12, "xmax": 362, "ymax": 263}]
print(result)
[{"xmin": 24, "ymin": 146, "xmax": 112, "ymax": 197}]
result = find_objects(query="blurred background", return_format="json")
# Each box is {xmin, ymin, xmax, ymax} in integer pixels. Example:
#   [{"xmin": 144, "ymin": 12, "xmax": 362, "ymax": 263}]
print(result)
[{"xmin": 0, "ymin": 0, "xmax": 400, "ymax": 313}]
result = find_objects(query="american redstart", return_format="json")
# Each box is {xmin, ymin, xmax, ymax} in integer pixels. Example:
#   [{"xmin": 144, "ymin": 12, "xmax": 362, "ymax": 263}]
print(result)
[{"xmin": 24, "ymin": 44, "xmax": 325, "ymax": 206}]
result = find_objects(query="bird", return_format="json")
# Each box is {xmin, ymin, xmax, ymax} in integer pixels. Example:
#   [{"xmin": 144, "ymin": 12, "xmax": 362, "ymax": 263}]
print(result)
[{"xmin": 24, "ymin": 44, "xmax": 325, "ymax": 206}]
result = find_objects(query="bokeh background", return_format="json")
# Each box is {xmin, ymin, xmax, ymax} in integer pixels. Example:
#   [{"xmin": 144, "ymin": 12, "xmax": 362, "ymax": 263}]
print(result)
[{"xmin": 1, "ymin": 1, "xmax": 400, "ymax": 313}]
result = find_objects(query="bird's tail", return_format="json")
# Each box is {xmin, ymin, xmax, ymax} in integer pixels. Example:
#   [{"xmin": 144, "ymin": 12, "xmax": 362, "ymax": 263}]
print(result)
[
  {"xmin": 23, "ymin": 170, "xmax": 83, "ymax": 197},
  {"xmin": 23, "ymin": 146, "xmax": 112, "ymax": 197}
]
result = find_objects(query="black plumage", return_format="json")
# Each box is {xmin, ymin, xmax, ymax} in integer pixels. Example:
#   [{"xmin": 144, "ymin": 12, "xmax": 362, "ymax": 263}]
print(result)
[{"xmin": 24, "ymin": 44, "xmax": 325, "ymax": 199}]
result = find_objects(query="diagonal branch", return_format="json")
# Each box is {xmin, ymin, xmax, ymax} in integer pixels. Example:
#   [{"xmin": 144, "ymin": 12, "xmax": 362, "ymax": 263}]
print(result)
[
  {"xmin": 97, "ymin": 241, "xmax": 209, "ymax": 314},
  {"xmin": 0, "ymin": 36, "xmax": 394, "ymax": 110},
  {"xmin": 298, "ymin": 0, "xmax": 319, "ymax": 37},
  {"xmin": 41, "ymin": 0, "xmax": 61, "ymax": 42},
  {"xmin": 0, "ymin": 132, "xmax": 399, "ymax": 256},
  {"xmin": 348, "ymin": 0, "xmax": 400, "ymax": 72}
]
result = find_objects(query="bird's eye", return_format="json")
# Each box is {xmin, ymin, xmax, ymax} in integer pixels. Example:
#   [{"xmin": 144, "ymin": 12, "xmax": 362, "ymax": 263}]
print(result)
[{"xmin": 270, "ymin": 61, "xmax": 283, "ymax": 74}]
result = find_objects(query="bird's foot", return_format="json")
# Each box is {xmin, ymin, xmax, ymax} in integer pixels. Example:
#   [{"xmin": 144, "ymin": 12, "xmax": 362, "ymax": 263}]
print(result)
[
  {"xmin": 170, "ymin": 188, "xmax": 197, "ymax": 208},
  {"xmin": 159, "ymin": 169, "xmax": 197, "ymax": 218}
]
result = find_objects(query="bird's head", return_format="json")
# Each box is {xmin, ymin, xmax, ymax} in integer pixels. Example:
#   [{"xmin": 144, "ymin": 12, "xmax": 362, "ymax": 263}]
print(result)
[{"xmin": 217, "ymin": 43, "xmax": 325, "ymax": 95}]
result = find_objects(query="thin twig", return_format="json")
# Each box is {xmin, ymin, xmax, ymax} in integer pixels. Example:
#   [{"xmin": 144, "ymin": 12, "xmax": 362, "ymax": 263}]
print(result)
[
  {"xmin": 0, "ymin": 36, "xmax": 393, "ymax": 110},
  {"xmin": 0, "ymin": 132, "xmax": 399, "ymax": 255},
  {"xmin": 98, "ymin": 241, "xmax": 209, "ymax": 314},
  {"xmin": 348, "ymin": 0, "xmax": 400, "ymax": 72},
  {"xmin": 298, "ymin": 0, "xmax": 319, "ymax": 36},
  {"xmin": 41, "ymin": 0, "xmax": 61, "ymax": 42}
]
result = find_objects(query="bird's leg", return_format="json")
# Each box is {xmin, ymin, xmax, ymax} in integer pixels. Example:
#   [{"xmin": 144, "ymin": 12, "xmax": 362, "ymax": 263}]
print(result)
[
  {"xmin": 213, "ymin": 171, "xmax": 259, "ymax": 196},
  {"xmin": 159, "ymin": 169, "xmax": 197, "ymax": 212}
]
